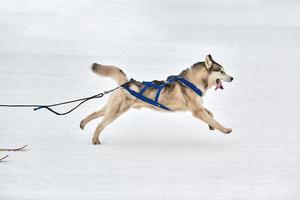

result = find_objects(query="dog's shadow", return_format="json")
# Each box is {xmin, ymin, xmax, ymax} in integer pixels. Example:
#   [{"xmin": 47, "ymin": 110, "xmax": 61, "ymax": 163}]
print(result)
[{"xmin": 103, "ymin": 134, "xmax": 232, "ymax": 149}]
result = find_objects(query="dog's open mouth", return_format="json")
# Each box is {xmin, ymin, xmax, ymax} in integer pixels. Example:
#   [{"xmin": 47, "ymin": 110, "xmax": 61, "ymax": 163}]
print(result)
[{"xmin": 215, "ymin": 79, "xmax": 223, "ymax": 90}]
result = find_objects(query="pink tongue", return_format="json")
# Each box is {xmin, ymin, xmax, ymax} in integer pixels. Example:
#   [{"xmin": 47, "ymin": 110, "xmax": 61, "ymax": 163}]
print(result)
[{"xmin": 215, "ymin": 80, "xmax": 224, "ymax": 90}]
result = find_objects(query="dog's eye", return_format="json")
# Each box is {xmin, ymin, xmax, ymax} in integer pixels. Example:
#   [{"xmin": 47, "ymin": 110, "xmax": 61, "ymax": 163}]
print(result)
[{"xmin": 220, "ymin": 71, "xmax": 225, "ymax": 74}]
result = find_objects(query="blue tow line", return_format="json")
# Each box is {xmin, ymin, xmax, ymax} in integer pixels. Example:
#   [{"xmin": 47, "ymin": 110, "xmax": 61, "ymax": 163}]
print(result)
[{"xmin": 122, "ymin": 76, "xmax": 203, "ymax": 111}]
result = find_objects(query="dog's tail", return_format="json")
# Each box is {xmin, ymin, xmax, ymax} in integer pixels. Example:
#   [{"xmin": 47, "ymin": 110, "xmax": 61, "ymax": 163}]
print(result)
[{"xmin": 91, "ymin": 63, "xmax": 129, "ymax": 85}]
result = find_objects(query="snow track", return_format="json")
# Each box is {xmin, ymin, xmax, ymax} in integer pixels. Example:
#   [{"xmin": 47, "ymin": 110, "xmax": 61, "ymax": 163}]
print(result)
[{"xmin": 0, "ymin": 1, "xmax": 299, "ymax": 199}]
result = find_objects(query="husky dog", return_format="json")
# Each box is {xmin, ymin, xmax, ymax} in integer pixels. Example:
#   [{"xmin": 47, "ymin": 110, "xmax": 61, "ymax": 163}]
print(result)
[{"xmin": 80, "ymin": 55, "xmax": 234, "ymax": 144}]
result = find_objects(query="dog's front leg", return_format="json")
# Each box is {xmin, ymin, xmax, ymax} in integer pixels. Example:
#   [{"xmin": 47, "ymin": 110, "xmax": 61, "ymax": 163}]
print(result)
[
  {"xmin": 192, "ymin": 108, "xmax": 232, "ymax": 134},
  {"xmin": 204, "ymin": 108, "xmax": 215, "ymax": 130}
]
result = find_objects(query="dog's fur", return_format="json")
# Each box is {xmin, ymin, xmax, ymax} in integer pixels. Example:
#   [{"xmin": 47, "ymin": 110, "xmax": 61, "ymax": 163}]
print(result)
[{"xmin": 80, "ymin": 55, "xmax": 234, "ymax": 144}]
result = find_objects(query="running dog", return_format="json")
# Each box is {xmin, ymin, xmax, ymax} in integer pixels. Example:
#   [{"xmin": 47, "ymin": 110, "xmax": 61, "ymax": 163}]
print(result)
[{"xmin": 80, "ymin": 55, "xmax": 234, "ymax": 144}]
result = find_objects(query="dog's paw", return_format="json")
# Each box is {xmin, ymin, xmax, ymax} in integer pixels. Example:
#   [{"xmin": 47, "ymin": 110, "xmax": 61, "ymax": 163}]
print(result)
[
  {"xmin": 92, "ymin": 138, "xmax": 101, "ymax": 145},
  {"xmin": 80, "ymin": 120, "xmax": 86, "ymax": 130},
  {"xmin": 209, "ymin": 125, "xmax": 215, "ymax": 130},
  {"xmin": 223, "ymin": 128, "xmax": 232, "ymax": 134}
]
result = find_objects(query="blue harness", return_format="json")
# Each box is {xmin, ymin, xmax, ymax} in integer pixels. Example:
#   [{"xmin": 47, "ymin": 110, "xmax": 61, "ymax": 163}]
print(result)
[{"xmin": 122, "ymin": 76, "xmax": 203, "ymax": 111}]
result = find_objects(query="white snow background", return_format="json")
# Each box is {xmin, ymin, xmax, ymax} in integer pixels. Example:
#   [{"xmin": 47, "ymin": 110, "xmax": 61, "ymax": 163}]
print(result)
[{"xmin": 0, "ymin": 0, "xmax": 299, "ymax": 199}]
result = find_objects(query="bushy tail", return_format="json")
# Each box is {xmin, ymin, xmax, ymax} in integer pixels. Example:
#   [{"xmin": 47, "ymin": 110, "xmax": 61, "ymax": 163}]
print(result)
[{"xmin": 91, "ymin": 63, "xmax": 128, "ymax": 85}]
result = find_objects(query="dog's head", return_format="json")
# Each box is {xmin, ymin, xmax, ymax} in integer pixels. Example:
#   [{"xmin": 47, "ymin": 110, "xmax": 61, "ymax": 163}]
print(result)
[{"xmin": 204, "ymin": 55, "xmax": 233, "ymax": 90}]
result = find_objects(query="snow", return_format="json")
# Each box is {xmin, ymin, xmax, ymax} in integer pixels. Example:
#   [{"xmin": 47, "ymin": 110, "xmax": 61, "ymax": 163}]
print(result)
[{"xmin": 0, "ymin": 0, "xmax": 300, "ymax": 199}]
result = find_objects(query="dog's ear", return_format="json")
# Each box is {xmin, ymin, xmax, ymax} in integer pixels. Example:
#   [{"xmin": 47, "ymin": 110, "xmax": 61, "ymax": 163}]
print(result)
[{"xmin": 205, "ymin": 54, "xmax": 213, "ymax": 70}]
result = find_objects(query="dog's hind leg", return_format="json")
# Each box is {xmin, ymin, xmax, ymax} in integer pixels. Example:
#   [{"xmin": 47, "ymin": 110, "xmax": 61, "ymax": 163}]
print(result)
[
  {"xmin": 92, "ymin": 96, "xmax": 131, "ymax": 145},
  {"xmin": 80, "ymin": 105, "xmax": 107, "ymax": 130},
  {"xmin": 204, "ymin": 108, "xmax": 215, "ymax": 130}
]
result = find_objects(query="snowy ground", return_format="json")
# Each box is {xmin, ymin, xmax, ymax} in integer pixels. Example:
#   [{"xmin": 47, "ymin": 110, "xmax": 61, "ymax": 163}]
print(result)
[{"xmin": 0, "ymin": 0, "xmax": 300, "ymax": 199}]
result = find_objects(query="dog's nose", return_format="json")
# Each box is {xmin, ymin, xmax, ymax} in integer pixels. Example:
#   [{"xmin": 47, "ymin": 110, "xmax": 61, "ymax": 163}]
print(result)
[{"xmin": 230, "ymin": 77, "xmax": 234, "ymax": 82}]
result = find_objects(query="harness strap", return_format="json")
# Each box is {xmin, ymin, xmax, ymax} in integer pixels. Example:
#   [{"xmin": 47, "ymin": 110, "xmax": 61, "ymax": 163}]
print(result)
[
  {"xmin": 176, "ymin": 77, "xmax": 203, "ymax": 96},
  {"xmin": 154, "ymin": 78, "xmax": 177, "ymax": 103},
  {"xmin": 122, "ymin": 76, "xmax": 202, "ymax": 111},
  {"xmin": 139, "ymin": 85, "xmax": 149, "ymax": 95},
  {"xmin": 122, "ymin": 84, "xmax": 171, "ymax": 110},
  {"xmin": 143, "ymin": 81, "xmax": 161, "ymax": 89},
  {"xmin": 155, "ymin": 86, "xmax": 164, "ymax": 103}
]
